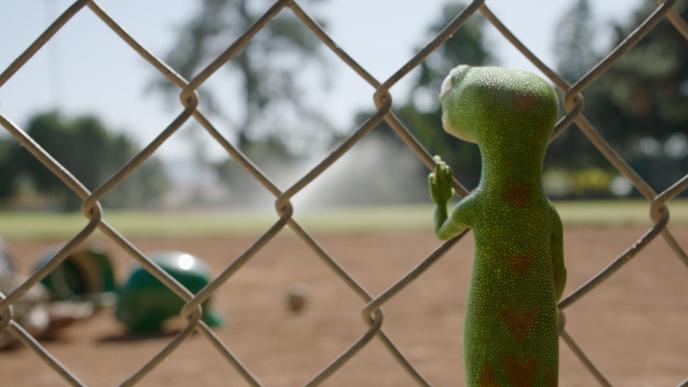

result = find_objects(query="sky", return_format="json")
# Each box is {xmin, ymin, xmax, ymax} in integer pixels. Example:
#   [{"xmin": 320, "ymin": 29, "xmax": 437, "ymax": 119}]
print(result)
[{"xmin": 0, "ymin": 0, "xmax": 644, "ymax": 163}]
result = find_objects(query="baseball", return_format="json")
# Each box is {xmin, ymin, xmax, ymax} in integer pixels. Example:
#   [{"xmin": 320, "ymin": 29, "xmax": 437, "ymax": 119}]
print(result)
[{"xmin": 286, "ymin": 283, "xmax": 308, "ymax": 313}]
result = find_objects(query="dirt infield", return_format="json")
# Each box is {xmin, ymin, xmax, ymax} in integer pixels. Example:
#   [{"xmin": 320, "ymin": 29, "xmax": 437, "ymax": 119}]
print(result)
[{"xmin": 1, "ymin": 226, "xmax": 687, "ymax": 386}]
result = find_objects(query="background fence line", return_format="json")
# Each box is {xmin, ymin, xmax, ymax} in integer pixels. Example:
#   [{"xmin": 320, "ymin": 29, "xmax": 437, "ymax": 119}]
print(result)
[{"xmin": 1, "ymin": 0, "xmax": 687, "ymax": 386}]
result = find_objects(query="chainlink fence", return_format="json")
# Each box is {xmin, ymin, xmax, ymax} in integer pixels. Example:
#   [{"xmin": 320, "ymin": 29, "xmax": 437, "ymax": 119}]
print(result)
[{"xmin": 1, "ymin": 0, "xmax": 687, "ymax": 386}]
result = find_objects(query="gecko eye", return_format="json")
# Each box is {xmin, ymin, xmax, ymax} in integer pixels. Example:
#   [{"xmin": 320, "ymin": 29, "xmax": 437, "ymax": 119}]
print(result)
[{"xmin": 439, "ymin": 73, "xmax": 453, "ymax": 101}]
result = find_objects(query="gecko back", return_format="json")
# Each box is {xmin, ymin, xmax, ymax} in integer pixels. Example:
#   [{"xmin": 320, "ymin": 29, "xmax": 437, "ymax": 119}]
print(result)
[{"xmin": 430, "ymin": 65, "xmax": 566, "ymax": 386}]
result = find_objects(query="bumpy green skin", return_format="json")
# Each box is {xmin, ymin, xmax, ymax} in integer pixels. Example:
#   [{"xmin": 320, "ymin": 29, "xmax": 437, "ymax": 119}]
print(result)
[{"xmin": 429, "ymin": 65, "xmax": 567, "ymax": 387}]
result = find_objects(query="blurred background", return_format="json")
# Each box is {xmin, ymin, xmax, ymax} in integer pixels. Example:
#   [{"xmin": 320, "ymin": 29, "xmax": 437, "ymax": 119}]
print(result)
[
  {"xmin": 1, "ymin": 2, "xmax": 687, "ymax": 386},
  {"xmin": 0, "ymin": 0, "xmax": 686, "ymax": 213}
]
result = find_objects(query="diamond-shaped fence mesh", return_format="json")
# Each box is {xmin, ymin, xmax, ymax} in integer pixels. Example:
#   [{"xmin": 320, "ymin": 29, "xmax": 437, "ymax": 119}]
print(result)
[{"xmin": 1, "ymin": 1, "xmax": 687, "ymax": 386}]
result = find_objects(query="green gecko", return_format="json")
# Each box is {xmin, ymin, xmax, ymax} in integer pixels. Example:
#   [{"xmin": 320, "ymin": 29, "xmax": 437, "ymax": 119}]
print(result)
[{"xmin": 429, "ymin": 65, "xmax": 567, "ymax": 387}]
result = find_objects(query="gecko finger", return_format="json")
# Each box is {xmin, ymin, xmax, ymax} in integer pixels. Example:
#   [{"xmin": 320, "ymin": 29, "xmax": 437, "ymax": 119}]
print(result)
[
  {"xmin": 434, "ymin": 165, "xmax": 443, "ymax": 178},
  {"xmin": 441, "ymin": 167, "xmax": 451, "ymax": 181}
]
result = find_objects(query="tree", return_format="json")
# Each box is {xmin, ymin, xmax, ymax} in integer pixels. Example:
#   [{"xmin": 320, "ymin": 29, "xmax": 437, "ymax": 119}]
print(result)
[
  {"xmin": 548, "ymin": 0, "xmax": 610, "ymax": 184},
  {"xmin": 553, "ymin": 0, "xmax": 598, "ymax": 83},
  {"xmin": 597, "ymin": 1, "xmax": 687, "ymax": 140},
  {"xmin": 156, "ymin": 0, "xmax": 333, "ymax": 153},
  {"xmin": 601, "ymin": 0, "xmax": 688, "ymax": 193},
  {"xmin": 4, "ymin": 112, "xmax": 169, "ymax": 210},
  {"xmin": 0, "ymin": 138, "xmax": 16, "ymax": 199},
  {"xmin": 358, "ymin": 2, "xmax": 493, "ymax": 191},
  {"xmin": 553, "ymin": 0, "xmax": 688, "ymax": 195}
]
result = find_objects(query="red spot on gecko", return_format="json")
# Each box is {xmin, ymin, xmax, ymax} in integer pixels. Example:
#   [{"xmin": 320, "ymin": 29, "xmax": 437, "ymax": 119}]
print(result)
[
  {"xmin": 546, "ymin": 367, "xmax": 558, "ymax": 387},
  {"xmin": 479, "ymin": 363, "xmax": 498, "ymax": 387},
  {"xmin": 511, "ymin": 92, "xmax": 539, "ymax": 112},
  {"xmin": 500, "ymin": 308, "xmax": 540, "ymax": 342},
  {"xmin": 505, "ymin": 356, "xmax": 537, "ymax": 387},
  {"xmin": 506, "ymin": 253, "xmax": 534, "ymax": 276},
  {"xmin": 504, "ymin": 182, "xmax": 530, "ymax": 208}
]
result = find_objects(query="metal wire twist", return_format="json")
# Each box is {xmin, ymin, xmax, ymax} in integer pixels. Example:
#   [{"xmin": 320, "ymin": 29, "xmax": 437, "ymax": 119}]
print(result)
[{"xmin": 1, "ymin": 0, "xmax": 687, "ymax": 386}]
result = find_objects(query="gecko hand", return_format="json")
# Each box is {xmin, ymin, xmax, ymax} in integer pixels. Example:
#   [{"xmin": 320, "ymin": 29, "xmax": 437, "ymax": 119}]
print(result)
[{"xmin": 429, "ymin": 155, "xmax": 454, "ymax": 204}]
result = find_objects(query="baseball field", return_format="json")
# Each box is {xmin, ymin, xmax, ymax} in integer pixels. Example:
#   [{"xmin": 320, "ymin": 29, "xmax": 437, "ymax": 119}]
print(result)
[{"xmin": 0, "ymin": 201, "xmax": 686, "ymax": 386}]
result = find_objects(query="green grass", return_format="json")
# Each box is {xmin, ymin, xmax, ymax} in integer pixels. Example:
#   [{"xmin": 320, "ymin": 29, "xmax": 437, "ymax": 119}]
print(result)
[{"xmin": 0, "ymin": 200, "xmax": 686, "ymax": 240}]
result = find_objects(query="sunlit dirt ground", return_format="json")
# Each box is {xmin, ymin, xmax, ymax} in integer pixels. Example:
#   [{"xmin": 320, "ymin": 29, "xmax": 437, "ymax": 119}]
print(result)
[{"xmin": 1, "ymin": 226, "xmax": 687, "ymax": 386}]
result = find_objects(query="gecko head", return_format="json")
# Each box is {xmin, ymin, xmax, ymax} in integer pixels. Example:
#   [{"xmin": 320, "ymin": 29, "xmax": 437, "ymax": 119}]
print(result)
[{"xmin": 439, "ymin": 65, "xmax": 559, "ymax": 147}]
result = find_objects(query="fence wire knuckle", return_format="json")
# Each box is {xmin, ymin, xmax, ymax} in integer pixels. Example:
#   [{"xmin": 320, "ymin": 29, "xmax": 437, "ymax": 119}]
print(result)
[{"xmin": 1, "ymin": 0, "xmax": 687, "ymax": 386}]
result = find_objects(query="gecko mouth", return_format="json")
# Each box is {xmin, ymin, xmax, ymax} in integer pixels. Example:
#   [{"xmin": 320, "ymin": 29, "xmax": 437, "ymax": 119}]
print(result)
[
  {"xmin": 439, "ymin": 64, "xmax": 471, "ymax": 102},
  {"xmin": 439, "ymin": 73, "xmax": 453, "ymax": 101}
]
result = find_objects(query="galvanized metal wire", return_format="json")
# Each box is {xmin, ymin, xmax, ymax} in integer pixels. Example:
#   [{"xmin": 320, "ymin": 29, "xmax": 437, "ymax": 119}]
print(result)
[{"xmin": 1, "ymin": 1, "xmax": 687, "ymax": 386}]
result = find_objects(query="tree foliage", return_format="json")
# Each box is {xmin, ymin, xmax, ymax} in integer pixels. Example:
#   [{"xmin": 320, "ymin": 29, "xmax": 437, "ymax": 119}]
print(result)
[
  {"xmin": 0, "ymin": 139, "xmax": 16, "ymax": 198},
  {"xmin": 553, "ymin": 0, "xmax": 598, "ymax": 83},
  {"xmin": 360, "ymin": 3, "xmax": 493, "ymax": 190},
  {"xmin": 157, "ymin": 0, "xmax": 332, "ymax": 153},
  {"xmin": 551, "ymin": 0, "xmax": 688, "ymax": 194},
  {"xmin": 0, "ymin": 112, "xmax": 169, "ymax": 210}
]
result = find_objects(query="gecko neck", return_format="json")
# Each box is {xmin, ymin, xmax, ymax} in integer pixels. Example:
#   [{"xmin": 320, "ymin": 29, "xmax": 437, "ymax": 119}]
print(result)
[{"xmin": 476, "ymin": 141, "xmax": 546, "ymax": 195}]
